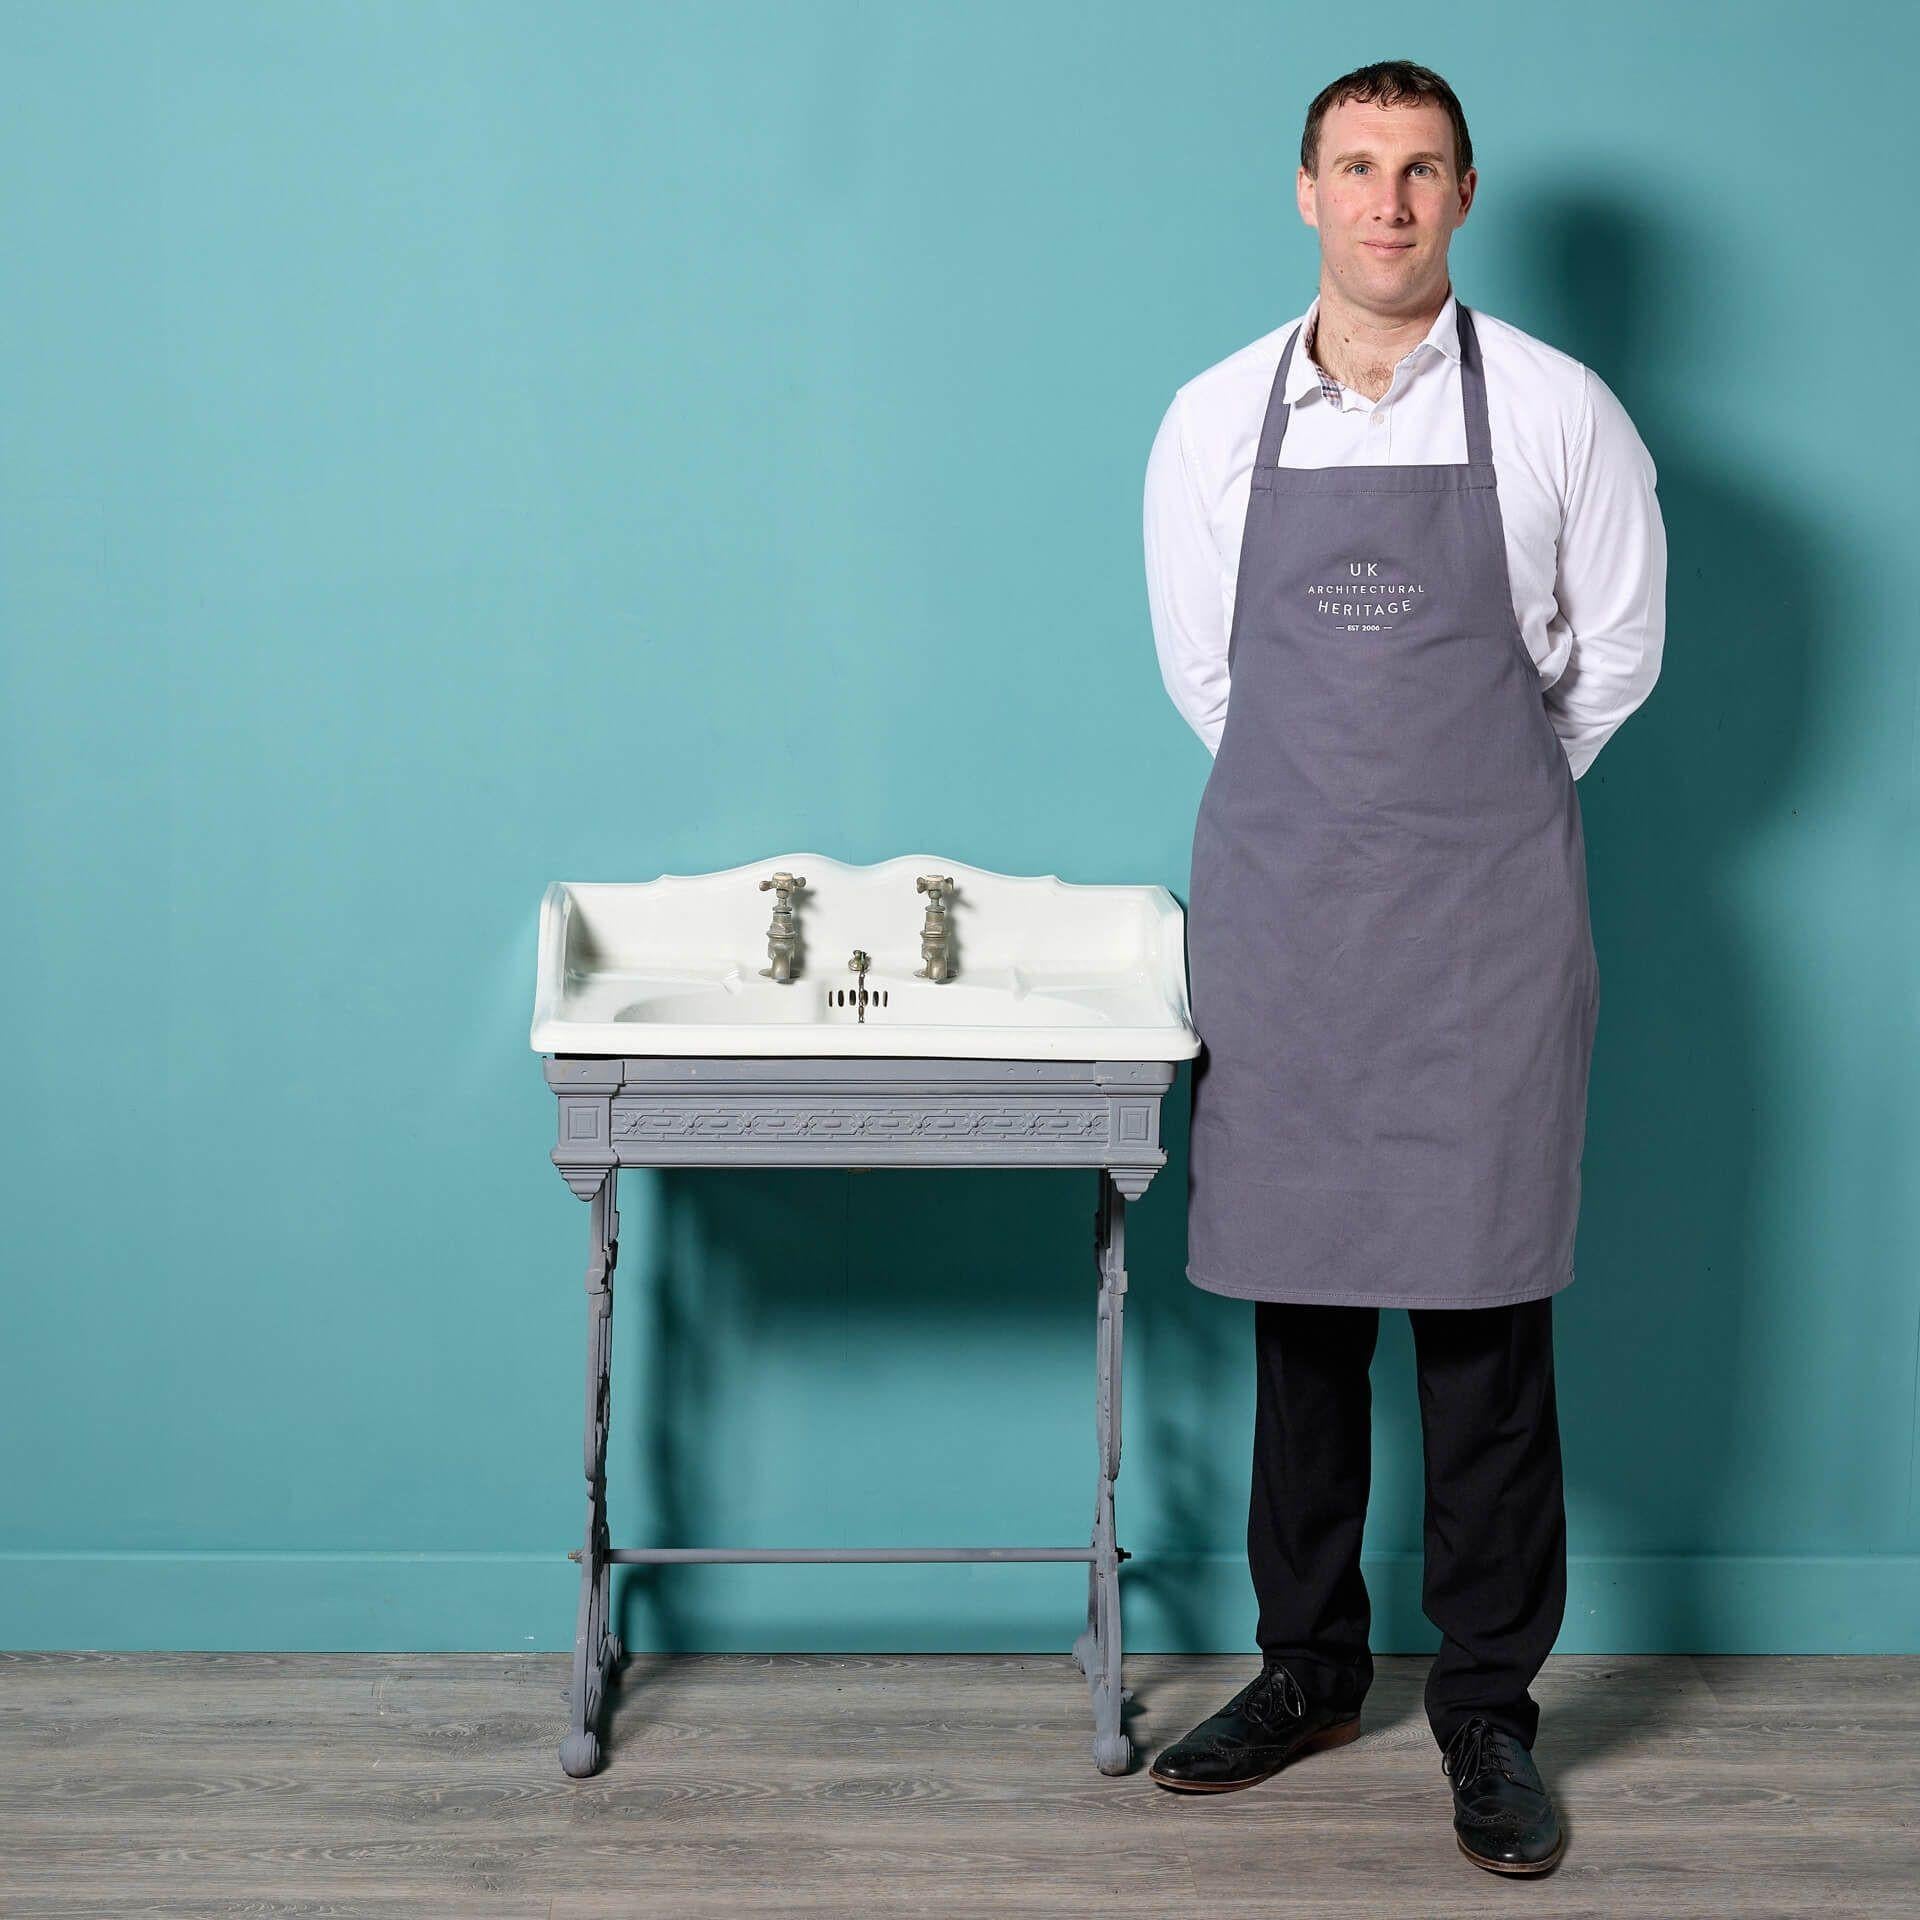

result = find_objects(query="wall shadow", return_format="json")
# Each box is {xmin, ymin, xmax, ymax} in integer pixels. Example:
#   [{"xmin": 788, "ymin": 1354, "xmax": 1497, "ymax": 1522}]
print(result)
[
  {"xmin": 610, "ymin": 1158, "xmax": 1159, "ymax": 1656},
  {"xmin": 603, "ymin": 194, "xmax": 1861, "ymax": 1777},
  {"xmin": 1382, "ymin": 191, "xmax": 1832, "ymax": 1767}
]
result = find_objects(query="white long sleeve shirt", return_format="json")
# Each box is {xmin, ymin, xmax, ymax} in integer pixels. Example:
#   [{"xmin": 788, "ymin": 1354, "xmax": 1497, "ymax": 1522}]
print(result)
[{"xmin": 1142, "ymin": 290, "xmax": 1665, "ymax": 779}]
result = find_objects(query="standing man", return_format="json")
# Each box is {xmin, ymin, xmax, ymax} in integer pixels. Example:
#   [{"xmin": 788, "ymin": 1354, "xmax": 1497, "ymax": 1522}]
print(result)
[{"xmin": 1139, "ymin": 62, "xmax": 1665, "ymax": 1875}]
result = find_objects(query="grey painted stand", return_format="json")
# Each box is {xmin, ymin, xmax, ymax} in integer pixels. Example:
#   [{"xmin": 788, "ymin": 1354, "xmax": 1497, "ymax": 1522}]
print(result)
[{"xmin": 544, "ymin": 1055, "xmax": 1176, "ymax": 1778}]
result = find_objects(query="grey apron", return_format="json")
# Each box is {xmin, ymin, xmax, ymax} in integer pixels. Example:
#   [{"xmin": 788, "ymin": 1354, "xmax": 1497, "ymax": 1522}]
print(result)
[{"xmin": 1185, "ymin": 303, "xmax": 1599, "ymax": 1309}]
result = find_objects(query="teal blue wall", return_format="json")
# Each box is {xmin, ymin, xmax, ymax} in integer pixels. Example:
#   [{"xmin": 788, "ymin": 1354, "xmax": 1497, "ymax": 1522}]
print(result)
[{"xmin": 4, "ymin": 0, "xmax": 1915, "ymax": 1654}]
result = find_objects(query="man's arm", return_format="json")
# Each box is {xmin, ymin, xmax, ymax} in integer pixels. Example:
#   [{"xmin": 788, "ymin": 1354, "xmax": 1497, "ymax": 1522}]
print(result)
[
  {"xmin": 1143, "ymin": 389, "xmax": 1229, "ymax": 755},
  {"xmin": 1547, "ymin": 366, "xmax": 1668, "ymax": 778}
]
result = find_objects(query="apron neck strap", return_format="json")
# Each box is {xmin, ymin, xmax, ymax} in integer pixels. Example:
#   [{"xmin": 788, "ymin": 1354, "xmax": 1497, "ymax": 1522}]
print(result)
[
  {"xmin": 1457, "ymin": 303, "xmax": 1492, "ymax": 465},
  {"xmin": 1253, "ymin": 299, "xmax": 1494, "ymax": 468},
  {"xmin": 1252, "ymin": 324, "xmax": 1304, "ymax": 471}
]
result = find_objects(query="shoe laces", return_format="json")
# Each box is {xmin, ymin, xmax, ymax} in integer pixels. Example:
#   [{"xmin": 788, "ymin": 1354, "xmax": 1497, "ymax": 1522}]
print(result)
[
  {"xmin": 1236, "ymin": 1659, "xmax": 1307, "ymax": 1724},
  {"xmin": 1441, "ymin": 1716, "xmax": 1526, "ymax": 1791}
]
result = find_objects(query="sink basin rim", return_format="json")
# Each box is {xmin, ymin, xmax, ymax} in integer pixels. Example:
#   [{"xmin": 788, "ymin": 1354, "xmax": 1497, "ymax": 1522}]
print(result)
[{"xmin": 531, "ymin": 851, "xmax": 1200, "ymax": 1061}]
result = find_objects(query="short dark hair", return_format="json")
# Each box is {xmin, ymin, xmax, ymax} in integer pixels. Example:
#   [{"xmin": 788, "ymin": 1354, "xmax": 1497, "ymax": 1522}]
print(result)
[{"xmin": 1300, "ymin": 61, "xmax": 1473, "ymax": 179}]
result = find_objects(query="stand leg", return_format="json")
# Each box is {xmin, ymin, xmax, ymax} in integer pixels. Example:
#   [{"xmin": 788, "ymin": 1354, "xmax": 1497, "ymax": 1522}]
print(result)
[
  {"xmin": 560, "ymin": 1171, "xmax": 624, "ymax": 1778},
  {"xmin": 1071, "ymin": 1169, "xmax": 1133, "ymax": 1774}
]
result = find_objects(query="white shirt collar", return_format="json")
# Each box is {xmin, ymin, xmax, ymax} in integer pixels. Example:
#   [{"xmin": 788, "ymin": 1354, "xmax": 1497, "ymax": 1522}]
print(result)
[{"xmin": 1285, "ymin": 288, "xmax": 1462, "ymax": 405}]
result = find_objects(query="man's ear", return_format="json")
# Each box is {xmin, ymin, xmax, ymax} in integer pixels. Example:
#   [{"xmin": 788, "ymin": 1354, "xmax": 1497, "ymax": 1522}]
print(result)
[{"xmin": 1296, "ymin": 166, "xmax": 1319, "ymax": 230}]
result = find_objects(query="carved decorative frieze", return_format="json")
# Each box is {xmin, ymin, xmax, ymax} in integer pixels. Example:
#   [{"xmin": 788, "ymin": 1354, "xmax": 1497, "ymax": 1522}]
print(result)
[
  {"xmin": 613, "ymin": 1102, "xmax": 1109, "ymax": 1142},
  {"xmin": 547, "ymin": 1055, "xmax": 1174, "ymax": 1191}
]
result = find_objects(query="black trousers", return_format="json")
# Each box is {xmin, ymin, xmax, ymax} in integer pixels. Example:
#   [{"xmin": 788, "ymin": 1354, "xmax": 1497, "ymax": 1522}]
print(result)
[{"xmin": 1249, "ymin": 1295, "xmax": 1567, "ymax": 1752}]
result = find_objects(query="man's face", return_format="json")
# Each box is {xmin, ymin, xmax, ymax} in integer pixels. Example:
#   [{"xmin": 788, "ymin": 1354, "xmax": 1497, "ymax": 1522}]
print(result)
[{"xmin": 1297, "ymin": 98, "xmax": 1475, "ymax": 313}]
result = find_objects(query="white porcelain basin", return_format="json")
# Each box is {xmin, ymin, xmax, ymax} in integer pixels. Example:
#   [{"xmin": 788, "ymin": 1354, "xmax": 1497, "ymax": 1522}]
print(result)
[{"xmin": 530, "ymin": 852, "xmax": 1199, "ymax": 1060}]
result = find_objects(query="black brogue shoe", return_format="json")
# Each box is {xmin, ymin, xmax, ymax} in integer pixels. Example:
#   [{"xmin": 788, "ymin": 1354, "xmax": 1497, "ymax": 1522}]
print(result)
[
  {"xmin": 1441, "ymin": 1716, "xmax": 1566, "ymax": 1874},
  {"xmin": 1148, "ymin": 1660, "xmax": 1362, "ymax": 1793}
]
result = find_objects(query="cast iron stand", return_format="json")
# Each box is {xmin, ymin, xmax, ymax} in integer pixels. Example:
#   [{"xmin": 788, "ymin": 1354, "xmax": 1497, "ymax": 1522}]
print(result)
[{"xmin": 545, "ymin": 1055, "xmax": 1175, "ymax": 1778}]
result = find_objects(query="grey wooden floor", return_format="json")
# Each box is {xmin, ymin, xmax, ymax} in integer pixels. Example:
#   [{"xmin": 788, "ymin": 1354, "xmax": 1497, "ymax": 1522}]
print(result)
[{"xmin": 1, "ymin": 1651, "xmax": 1914, "ymax": 1917}]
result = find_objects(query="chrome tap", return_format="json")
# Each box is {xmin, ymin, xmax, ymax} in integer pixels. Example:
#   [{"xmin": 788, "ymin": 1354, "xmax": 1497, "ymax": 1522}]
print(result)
[
  {"xmin": 915, "ymin": 873, "xmax": 957, "ymax": 983},
  {"xmin": 757, "ymin": 871, "xmax": 807, "ymax": 982}
]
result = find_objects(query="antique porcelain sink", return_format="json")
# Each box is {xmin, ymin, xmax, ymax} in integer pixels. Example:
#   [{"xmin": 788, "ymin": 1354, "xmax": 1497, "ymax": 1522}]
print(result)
[
  {"xmin": 530, "ymin": 851, "xmax": 1199, "ymax": 1060},
  {"xmin": 532, "ymin": 851, "xmax": 1191, "ymax": 1779}
]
